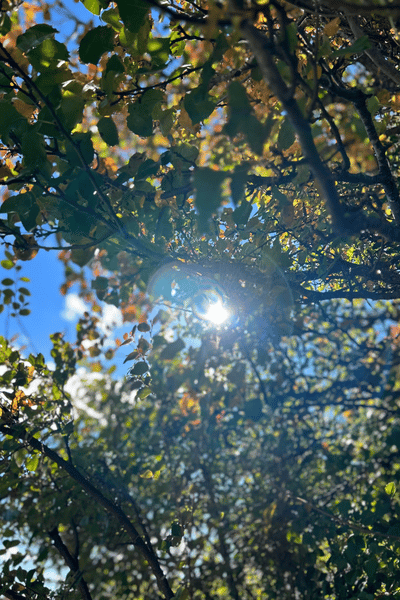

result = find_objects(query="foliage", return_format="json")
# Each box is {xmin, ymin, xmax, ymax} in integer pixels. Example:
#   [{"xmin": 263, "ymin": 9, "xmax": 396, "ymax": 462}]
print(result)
[{"xmin": 2, "ymin": 0, "xmax": 400, "ymax": 598}]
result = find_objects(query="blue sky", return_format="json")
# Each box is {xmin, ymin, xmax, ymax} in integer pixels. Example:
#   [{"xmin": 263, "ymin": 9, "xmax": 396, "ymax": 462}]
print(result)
[
  {"xmin": 0, "ymin": 0, "xmax": 125, "ymax": 367},
  {"xmin": 0, "ymin": 245, "xmax": 138, "ymax": 373},
  {"xmin": 0, "ymin": 248, "xmax": 66, "ymax": 355},
  {"xmin": 0, "ymin": 0, "xmax": 202, "ymax": 373}
]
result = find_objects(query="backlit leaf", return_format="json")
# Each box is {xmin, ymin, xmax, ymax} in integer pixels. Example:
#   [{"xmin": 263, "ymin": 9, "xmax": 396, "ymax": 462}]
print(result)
[
  {"xmin": 16, "ymin": 24, "xmax": 58, "ymax": 53},
  {"xmin": 97, "ymin": 116, "xmax": 119, "ymax": 146},
  {"xmin": 79, "ymin": 26, "xmax": 115, "ymax": 65}
]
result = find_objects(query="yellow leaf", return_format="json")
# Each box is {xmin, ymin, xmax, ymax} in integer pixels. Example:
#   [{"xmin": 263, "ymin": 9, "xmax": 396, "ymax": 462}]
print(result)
[
  {"xmin": 140, "ymin": 469, "xmax": 153, "ymax": 479},
  {"xmin": 323, "ymin": 17, "xmax": 341, "ymax": 37},
  {"xmin": 12, "ymin": 390, "xmax": 25, "ymax": 413},
  {"xmin": 27, "ymin": 365, "xmax": 35, "ymax": 383}
]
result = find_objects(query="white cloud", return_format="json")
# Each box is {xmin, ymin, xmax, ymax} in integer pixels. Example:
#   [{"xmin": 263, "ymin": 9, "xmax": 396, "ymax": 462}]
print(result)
[
  {"xmin": 65, "ymin": 368, "xmax": 107, "ymax": 426},
  {"xmin": 98, "ymin": 304, "xmax": 123, "ymax": 334},
  {"xmin": 61, "ymin": 294, "xmax": 122, "ymax": 335},
  {"xmin": 61, "ymin": 294, "xmax": 89, "ymax": 322}
]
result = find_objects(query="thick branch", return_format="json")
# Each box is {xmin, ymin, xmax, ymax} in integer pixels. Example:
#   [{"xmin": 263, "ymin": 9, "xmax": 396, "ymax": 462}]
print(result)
[
  {"xmin": 0, "ymin": 425, "xmax": 174, "ymax": 600},
  {"xmin": 48, "ymin": 527, "xmax": 92, "ymax": 600},
  {"xmin": 292, "ymin": 494, "xmax": 400, "ymax": 542},
  {"xmin": 295, "ymin": 284, "xmax": 400, "ymax": 301},
  {"xmin": 1, "ymin": 591, "xmax": 30, "ymax": 600},
  {"xmin": 326, "ymin": 80, "xmax": 400, "ymax": 226},
  {"xmin": 240, "ymin": 20, "xmax": 351, "ymax": 232},
  {"xmin": 240, "ymin": 19, "xmax": 400, "ymax": 242},
  {"xmin": 346, "ymin": 14, "xmax": 400, "ymax": 87}
]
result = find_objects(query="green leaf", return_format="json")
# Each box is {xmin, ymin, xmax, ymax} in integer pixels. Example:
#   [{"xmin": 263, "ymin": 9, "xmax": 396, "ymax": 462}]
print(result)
[
  {"xmin": 16, "ymin": 192, "xmax": 40, "ymax": 232},
  {"xmin": 277, "ymin": 117, "xmax": 296, "ymax": 151},
  {"xmin": 286, "ymin": 22, "xmax": 298, "ymax": 52},
  {"xmin": 26, "ymin": 454, "xmax": 39, "ymax": 472},
  {"xmin": 0, "ymin": 13, "xmax": 11, "ymax": 36},
  {"xmin": 140, "ymin": 469, "xmax": 153, "ymax": 478},
  {"xmin": 1, "ymin": 278, "xmax": 14, "ymax": 286},
  {"xmin": 127, "ymin": 92, "xmax": 163, "ymax": 138},
  {"xmin": 385, "ymin": 481, "xmax": 396, "ymax": 496},
  {"xmin": 79, "ymin": 26, "xmax": 115, "ymax": 65},
  {"xmin": 130, "ymin": 361, "xmax": 149, "ymax": 375},
  {"xmin": 137, "ymin": 386, "xmax": 151, "ymax": 399},
  {"xmin": 0, "ymin": 62, "xmax": 14, "ymax": 90},
  {"xmin": 136, "ymin": 159, "xmax": 159, "ymax": 180},
  {"xmin": 27, "ymin": 39, "xmax": 69, "ymax": 72},
  {"xmin": 124, "ymin": 351, "xmax": 140, "ymax": 364},
  {"xmin": 65, "ymin": 133, "xmax": 94, "ymax": 167},
  {"xmin": 101, "ymin": 7, "xmax": 124, "ymax": 31},
  {"xmin": 21, "ymin": 129, "xmax": 47, "ymax": 174},
  {"xmin": 70, "ymin": 248, "xmax": 95, "ymax": 267},
  {"xmin": 233, "ymin": 201, "xmax": 252, "ymax": 225},
  {"xmin": 160, "ymin": 338, "xmax": 185, "ymax": 360},
  {"xmin": 92, "ymin": 276, "xmax": 109, "ymax": 291},
  {"xmin": 1, "ymin": 260, "xmax": 14, "ymax": 270},
  {"xmin": 364, "ymin": 556, "xmax": 379, "ymax": 578},
  {"xmin": 184, "ymin": 87, "xmax": 216, "ymax": 125},
  {"xmin": 193, "ymin": 168, "xmax": 227, "ymax": 232},
  {"xmin": 35, "ymin": 68, "xmax": 71, "ymax": 96},
  {"xmin": 3, "ymin": 539, "xmax": 20, "ymax": 548},
  {"xmin": 367, "ymin": 95, "xmax": 380, "ymax": 116},
  {"xmin": 223, "ymin": 82, "xmax": 266, "ymax": 154},
  {"xmin": 230, "ymin": 166, "xmax": 248, "ymax": 206},
  {"xmin": 0, "ymin": 100, "xmax": 27, "ymax": 144},
  {"xmin": 127, "ymin": 102, "xmax": 153, "ymax": 137},
  {"xmin": 58, "ymin": 91, "xmax": 85, "ymax": 133},
  {"xmin": 332, "ymin": 35, "xmax": 371, "ymax": 57},
  {"xmin": 159, "ymin": 108, "xmax": 175, "ymax": 136},
  {"xmin": 142, "ymin": 89, "xmax": 165, "ymax": 112},
  {"xmin": 115, "ymin": 0, "xmax": 149, "ymax": 34},
  {"xmin": 173, "ymin": 586, "xmax": 189, "ymax": 600},
  {"xmin": 97, "ymin": 116, "xmax": 119, "ymax": 146},
  {"xmin": 105, "ymin": 54, "xmax": 125, "ymax": 75},
  {"xmin": 272, "ymin": 186, "xmax": 289, "ymax": 207},
  {"xmin": 171, "ymin": 521, "xmax": 183, "ymax": 536},
  {"xmin": 225, "ymin": 81, "xmax": 252, "ymax": 128},
  {"xmin": 16, "ymin": 24, "xmax": 58, "ymax": 53},
  {"xmin": 82, "ymin": 0, "xmax": 102, "ymax": 15}
]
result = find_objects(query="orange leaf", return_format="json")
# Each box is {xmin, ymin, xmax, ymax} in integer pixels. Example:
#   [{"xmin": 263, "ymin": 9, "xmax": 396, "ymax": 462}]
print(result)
[{"xmin": 323, "ymin": 17, "xmax": 341, "ymax": 37}]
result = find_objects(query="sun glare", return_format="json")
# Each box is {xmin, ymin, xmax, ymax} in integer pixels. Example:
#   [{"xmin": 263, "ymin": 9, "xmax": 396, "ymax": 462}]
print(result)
[{"xmin": 204, "ymin": 299, "xmax": 231, "ymax": 325}]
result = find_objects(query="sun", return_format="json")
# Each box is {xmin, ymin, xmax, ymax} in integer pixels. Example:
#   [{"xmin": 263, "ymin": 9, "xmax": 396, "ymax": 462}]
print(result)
[{"xmin": 204, "ymin": 299, "xmax": 231, "ymax": 325}]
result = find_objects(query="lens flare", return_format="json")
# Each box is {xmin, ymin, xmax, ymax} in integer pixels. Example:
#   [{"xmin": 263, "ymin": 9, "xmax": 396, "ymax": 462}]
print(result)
[
  {"xmin": 192, "ymin": 288, "xmax": 231, "ymax": 325},
  {"xmin": 204, "ymin": 299, "xmax": 231, "ymax": 325},
  {"xmin": 148, "ymin": 264, "xmax": 232, "ymax": 326}
]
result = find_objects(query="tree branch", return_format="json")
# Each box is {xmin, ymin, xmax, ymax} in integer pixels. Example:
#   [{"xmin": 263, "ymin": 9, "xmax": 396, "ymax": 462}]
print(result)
[
  {"xmin": 0, "ymin": 42, "xmax": 162, "ymax": 262},
  {"xmin": 325, "ymin": 79, "xmax": 400, "ymax": 226},
  {"xmin": 346, "ymin": 13, "xmax": 400, "ymax": 87},
  {"xmin": 48, "ymin": 527, "xmax": 93, "ymax": 600},
  {"xmin": 239, "ymin": 19, "xmax": 352, "ymax": 233},
  {"xmin": 291, "ymin": 493, "xmax": 400, "ymax": 542},
  {"xmin": 0, "ymin": 424, "xmax": 174, "ymax": 600},
  {"xmin": 239, "ymin": 18, "xmax": 400, "ymax": 243}
]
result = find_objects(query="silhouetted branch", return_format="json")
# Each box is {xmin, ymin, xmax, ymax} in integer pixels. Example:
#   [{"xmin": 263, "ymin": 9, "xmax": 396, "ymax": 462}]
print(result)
[
  {"xmin": 48, "ymin": 527, "xmax": 93, "ymax": 600},
  {"xmin": 0, "ymin": 424, "xmax": 175, "ymax": 600}
]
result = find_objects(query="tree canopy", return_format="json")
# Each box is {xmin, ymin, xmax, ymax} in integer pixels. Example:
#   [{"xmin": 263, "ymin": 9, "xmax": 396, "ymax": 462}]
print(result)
[{"xmin": 2, "ymin": 0, "xmax": 400, "ymax": 598}]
